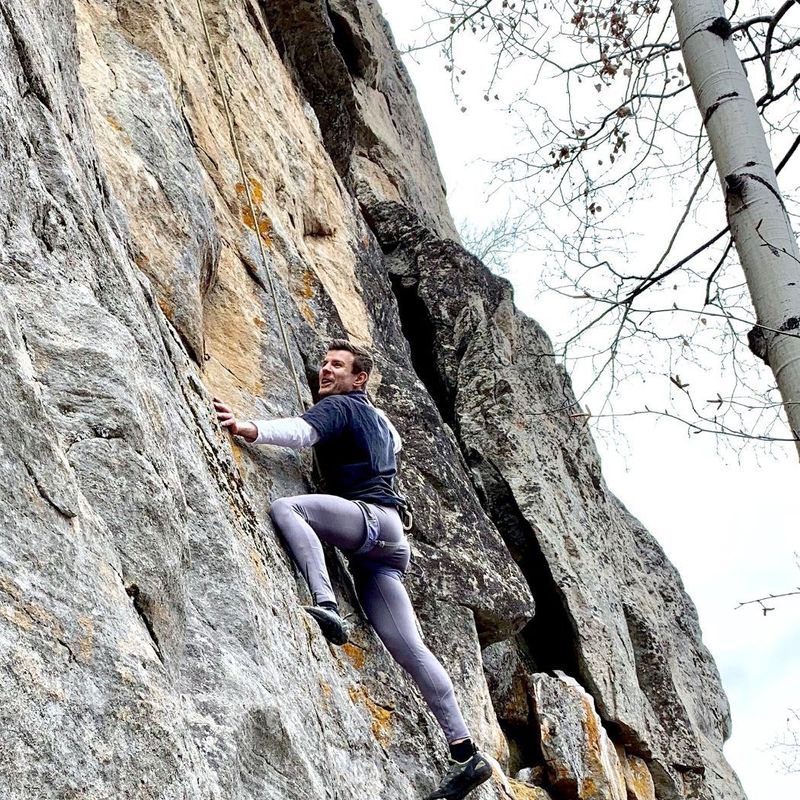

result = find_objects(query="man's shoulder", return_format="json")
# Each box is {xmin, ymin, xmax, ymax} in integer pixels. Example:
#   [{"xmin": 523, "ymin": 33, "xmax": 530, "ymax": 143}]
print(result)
[
  {"xmin": 312, "ymin": 393, "xmax": 359, "ymax": 411},
  {"xmin": 318, "ymin": 391, "xmax": 367, "ymax": 409}
]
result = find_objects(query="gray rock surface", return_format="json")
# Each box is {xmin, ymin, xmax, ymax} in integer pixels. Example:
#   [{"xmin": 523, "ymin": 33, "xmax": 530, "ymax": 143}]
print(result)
[{"xmin": 0, "ymin": 1, "xmax": 744, "ymax": 800}]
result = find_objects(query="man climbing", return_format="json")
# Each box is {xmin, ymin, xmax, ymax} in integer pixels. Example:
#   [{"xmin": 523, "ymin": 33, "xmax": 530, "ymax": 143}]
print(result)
[{"xmin": 214, "ymin": 339, "xmax": 493, "ymax": 800}]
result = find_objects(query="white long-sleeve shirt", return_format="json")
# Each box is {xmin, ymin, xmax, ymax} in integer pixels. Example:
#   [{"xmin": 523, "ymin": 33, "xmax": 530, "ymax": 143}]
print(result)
[{"xmin": 250, "ymin": 408, "xmax": 402, "ymax": 453}]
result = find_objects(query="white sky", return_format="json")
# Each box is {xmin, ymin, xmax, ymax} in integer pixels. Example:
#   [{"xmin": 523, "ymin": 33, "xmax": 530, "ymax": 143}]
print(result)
[{"xmin": 379, "ymin": 3, "xmax": 800, "ymax": 797}]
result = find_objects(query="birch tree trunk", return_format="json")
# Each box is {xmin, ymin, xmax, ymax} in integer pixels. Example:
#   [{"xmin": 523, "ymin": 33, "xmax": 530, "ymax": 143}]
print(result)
[{"xmin": 673, "ymin": 0, "xmax": 800, "ymax": 458}]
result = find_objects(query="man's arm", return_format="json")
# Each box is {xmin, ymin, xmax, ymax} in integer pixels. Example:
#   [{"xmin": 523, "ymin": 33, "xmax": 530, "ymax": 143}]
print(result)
[
  {"xmin": 213, "ymin": 398, "xmax": 319, "ymax": 449},
  {"xmin": 252, "ymin": 418, "xmax": 319, "ymax": 448}
]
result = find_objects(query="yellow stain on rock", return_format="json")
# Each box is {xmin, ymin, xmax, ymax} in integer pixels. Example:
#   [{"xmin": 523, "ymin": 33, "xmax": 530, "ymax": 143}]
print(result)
[
  {"xmin": 616, "ymin": 747, "xmax": 656, "ymax": 800},
  {"xmin": 341, "ymin": 642, "xmax": 365, "ymax": 670},
  {"xmin": 578, "ymin": 776, "xmax": 598, "ymax": 799},
  {"xmin": 348, "ymin": 685, "xmax": 393, "ymax": 748},
  {"xmin": 241, "ymin": 207, "xmax": 274, "ymax": 247},
  {"xmin": 12, "ymin": 607, "xmax": 33, "ymax": 631},
  {"xmin": 230, "ymin": 439, "xmax": 244, "ymax": 467},
  {"xmin": 236, "ymin": 179, "xmax": 273, "ymax": 247},
  {"xmin": 249, "ymin": 548, "xmax": 268, "ymax": 586},
  {"xmin": 157, "ymin": 294, "xmax": 174, "ymax": 323},
  {"xmin": 297, "ymin": 268, "xmax": 317, "ymax": 325},
  {"xmin": 300, "ymin": 303, "xmax": 316, "ymax": 325},
  {"xmin": 581, "ymin": 694, "xmax": 603, "ymax": 766},
  {"xmin": 203, "ymin": 248, "xmax": 265, "ymax": 399},
  {"xmin": 77, "ymin": 615, "xmax": 95, "ymax": 663},
  {"xmin": 301, "ymin": 268, "xmax": 315, "ymax": 300},
  {"xmin": 235, "ymin": 178, "xmax": 265, "ymax": 207},
  {"xmin": 0, "ymin": 578, "xmax": 22, "ymax": 602},
  {"xmin": 507, "ymin": 779, "xmax": 552, "ymax": 800},
  {"xmin": 319, "ymin": 679, "xmax": 332, "ymax": 711}
]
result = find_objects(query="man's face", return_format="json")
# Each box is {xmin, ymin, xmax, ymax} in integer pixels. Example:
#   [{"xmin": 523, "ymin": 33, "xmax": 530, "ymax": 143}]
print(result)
[{"xmin": 318, "ymin": 350, "xmax": 367, "ymax": 397}]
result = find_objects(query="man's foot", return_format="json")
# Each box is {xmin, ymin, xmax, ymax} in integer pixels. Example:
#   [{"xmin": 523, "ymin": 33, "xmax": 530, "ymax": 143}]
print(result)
[
  {"xmin": 303, "ymin": 605, "xmax": 349, "ymax": 645},
  {"xmin": 423, "ymin": 751, "xmax": 493, "ymax": 799}
]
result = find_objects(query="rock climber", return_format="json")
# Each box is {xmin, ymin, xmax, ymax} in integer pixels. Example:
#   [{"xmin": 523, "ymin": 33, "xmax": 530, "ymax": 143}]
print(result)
[{"xmin": 213, "ymin": 339, "xmax": 492, "ymax": 800}]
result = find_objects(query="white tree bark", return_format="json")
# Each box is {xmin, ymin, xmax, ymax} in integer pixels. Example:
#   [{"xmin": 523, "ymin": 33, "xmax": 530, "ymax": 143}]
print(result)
[{"xmin": 673, "ymin": 0, "xmax": 800, "ymax": 457}]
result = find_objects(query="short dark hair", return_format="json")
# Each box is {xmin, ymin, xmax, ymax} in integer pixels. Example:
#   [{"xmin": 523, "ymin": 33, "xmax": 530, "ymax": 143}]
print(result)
[{"xmin": 326, "ymin": 339, "xmax": 373, "ymax": 377}]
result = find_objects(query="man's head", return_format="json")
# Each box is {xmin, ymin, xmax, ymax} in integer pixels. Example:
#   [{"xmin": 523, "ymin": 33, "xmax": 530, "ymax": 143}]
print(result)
[{"xmin": 318, "ymin": 339, "xmax": 373, "ymax": 397}]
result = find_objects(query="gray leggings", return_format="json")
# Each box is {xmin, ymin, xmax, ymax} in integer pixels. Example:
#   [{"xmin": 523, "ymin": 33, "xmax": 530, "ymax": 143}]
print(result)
[{"xmin": 269, "ymin": 494, "xmax": 470, "ymax": 743}]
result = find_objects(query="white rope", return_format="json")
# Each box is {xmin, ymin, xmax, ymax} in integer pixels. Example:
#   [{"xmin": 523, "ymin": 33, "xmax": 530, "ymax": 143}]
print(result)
[{"xmin": 195, "ymin": 0, "xmax": 305, "ymax": 411}]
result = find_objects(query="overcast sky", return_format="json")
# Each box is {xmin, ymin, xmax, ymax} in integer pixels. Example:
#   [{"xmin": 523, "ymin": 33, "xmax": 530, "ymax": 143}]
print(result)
[{"xmin": 379, "ymin": 3, "xmax": 800, "ymax": 797}]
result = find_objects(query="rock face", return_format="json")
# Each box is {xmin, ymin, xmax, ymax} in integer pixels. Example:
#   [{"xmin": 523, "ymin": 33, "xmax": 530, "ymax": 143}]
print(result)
[{"xmin": 0, "ymin": 2, "xmax": 744, "ymax": 800}]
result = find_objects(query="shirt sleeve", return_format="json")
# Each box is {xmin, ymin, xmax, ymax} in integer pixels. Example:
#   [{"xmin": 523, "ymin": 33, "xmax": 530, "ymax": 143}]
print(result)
[
  {"xmin": 301, "ymin": 396, "xmax": 349, "ymax": 442},
  {"xmin": 250, "ymin": 417, "xmax": 320, "ymax": 449}
]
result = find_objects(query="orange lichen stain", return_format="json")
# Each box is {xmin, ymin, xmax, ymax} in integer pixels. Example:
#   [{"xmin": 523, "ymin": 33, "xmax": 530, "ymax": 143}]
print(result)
[
  {"xmin": 235, "ymin": 178, "xmax": 264, "ymax": 207},
  {"xmin": 342, "ymin": 642, "xmax": 365, "ymax": 670},
  {"xmin": 629, "ymin": 769, "xmax": 655, "ymax": 800},
  {"xmin": 300, "ymin": 303, "xmax": 316, "ymax": 325},
  {"xmin": 241, "ymin": 207, "xmax": 274, "ymax": 247},
  {"xmin": 348, "ymin": 686, "xmax": 393, "ymax": 748},
  {"xmin": 77, "ymin": 615, "xmax": 94, "ymax": 664},
  {"xmin": 621, "ymin": 752, "xmax": 655, "ymax": 800},
  {"xmin": 297, "ymin": 268, "xmax": 317, "ymax": 324},
  {"xmin": 507, "ymin": 779, "xmax": 552, "ymax": 800},
  {"xmin": 156, "ymin": 294, "xmax": 175, "ymax": 324},
  {"xmin": 106, "ymin": 114, "xmax": 124, "ymax": 132},
  {"xmin": 301, "ymin": 268, "xmax": 315, "ymax": 300},
  {"xmin": 580, "ymin": 694, "xmax": 603, "ymax": 764},
  {"xmin": 578, "ymin": 777, "xmax": 597, "ymax": 799},
  {"xmin": 236, "ymin": 179, "xmax": 273, "ymax": 247}
]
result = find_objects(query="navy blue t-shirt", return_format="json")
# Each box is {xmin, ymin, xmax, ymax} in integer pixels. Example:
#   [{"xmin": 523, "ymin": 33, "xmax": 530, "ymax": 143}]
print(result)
[{"xmin": 302, "ymin": 391, "xmax": 403, "ymax": 507}]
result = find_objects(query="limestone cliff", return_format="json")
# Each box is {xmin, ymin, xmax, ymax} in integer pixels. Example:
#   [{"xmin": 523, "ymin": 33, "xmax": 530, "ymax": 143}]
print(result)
[{"xmin": 0, "ymin": 2, "xmax": 744, "ymax": 799}]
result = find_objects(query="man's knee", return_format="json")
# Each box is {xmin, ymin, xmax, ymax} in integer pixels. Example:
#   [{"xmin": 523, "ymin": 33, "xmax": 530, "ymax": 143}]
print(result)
[{"xmin": 269, "ymin": 496, "xmax": 301, "ymax": 528}]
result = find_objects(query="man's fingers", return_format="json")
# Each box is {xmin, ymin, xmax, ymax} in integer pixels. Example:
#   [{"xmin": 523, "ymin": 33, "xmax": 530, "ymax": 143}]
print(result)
[{"xmin": 212, "ymin": 399, "xmax": 240, "ymax": 433}]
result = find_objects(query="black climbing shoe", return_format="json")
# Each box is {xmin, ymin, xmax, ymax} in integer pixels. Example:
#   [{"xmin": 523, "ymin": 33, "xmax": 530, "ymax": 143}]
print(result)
[
  {"xmin": 303, "ymin": 605, "xmax": 349, "ymax": 645},
  {"xmin": 423, "ymin": 751, "xmax": 493, "ymax": 799}
]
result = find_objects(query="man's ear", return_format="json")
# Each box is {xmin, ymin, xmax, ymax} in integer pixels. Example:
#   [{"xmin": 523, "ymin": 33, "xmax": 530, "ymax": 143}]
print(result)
[{"xmin": 354, "ymin": 371, "xmax": 369, "ymax": 389}]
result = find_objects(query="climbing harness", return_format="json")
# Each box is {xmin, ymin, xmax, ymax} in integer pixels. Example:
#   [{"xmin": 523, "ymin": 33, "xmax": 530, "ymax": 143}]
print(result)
[
  {"xmin": 399, "ymin": 503, "xmax": 413, "ymax": 532},
  {"xmin": 195, "ymin": 0, "xmax": 305, "ymax": 412}
]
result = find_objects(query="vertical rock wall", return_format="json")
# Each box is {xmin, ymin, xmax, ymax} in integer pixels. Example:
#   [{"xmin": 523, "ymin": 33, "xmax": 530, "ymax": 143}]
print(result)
[{"xmin": 0, "ymin": 2, "xmax": 744, "ymax": 799}]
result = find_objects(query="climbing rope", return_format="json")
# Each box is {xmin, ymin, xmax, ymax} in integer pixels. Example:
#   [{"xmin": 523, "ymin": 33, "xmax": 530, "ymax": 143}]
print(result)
[{"xmin": 195, "ymin": 0, "xmax": 305, "ymax": 412}]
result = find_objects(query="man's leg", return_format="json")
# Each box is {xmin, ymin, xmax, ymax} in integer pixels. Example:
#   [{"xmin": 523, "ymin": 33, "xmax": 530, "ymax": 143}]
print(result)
[
  {"xmin": 356, "ymin": 568, "xmax": 493, "ymax": 798},
  {"xmin": 356, "ymin": 567, "xmax": 470, "ymax": 743},
  {"xmin": 269, "ymin": 494, "xmax": 366, "ymax": 605}
]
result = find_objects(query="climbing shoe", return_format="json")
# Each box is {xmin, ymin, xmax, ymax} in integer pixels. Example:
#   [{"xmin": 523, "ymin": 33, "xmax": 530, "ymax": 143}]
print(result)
[
  {"xmin": 423, "ymin": 751, "xmax": 493, "ymax": 799},
  {"xmin": 303, "ymin": 605, "xmax": 349, "ymax": 645}
]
